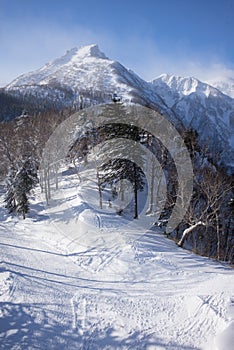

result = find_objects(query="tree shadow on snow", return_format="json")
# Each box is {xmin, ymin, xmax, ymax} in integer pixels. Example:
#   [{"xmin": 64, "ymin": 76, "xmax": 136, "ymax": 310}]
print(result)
[
  {"xmin": 0, "ymin": 301, "xmax": 81, "ymax": 350},
  {"xmin": 0, "ymin": 301, "xmax": 201, "ymax": 350},
  {"xmin": 78, "ymin": 326, "xmax": 202, "ymax": 350}
]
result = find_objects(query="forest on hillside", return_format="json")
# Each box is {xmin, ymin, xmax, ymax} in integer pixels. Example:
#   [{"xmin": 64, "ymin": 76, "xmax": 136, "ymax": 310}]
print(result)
[{"xmin": 0, "ymin": 103, "xmax": 233, "ymax": 264}]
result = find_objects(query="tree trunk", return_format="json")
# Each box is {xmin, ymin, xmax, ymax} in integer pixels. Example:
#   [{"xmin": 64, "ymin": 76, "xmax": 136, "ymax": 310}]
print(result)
[
  {"xmin": 177, "ymin": 221, "xmax": 205, "ymax": 247},
  {"xmin": 55, "ymin": 165, "xmax": 59, "ymax": 190},
  {"xmin": 40, "ymin": 171, "xmax": 44, "ymax": 193},
  {"xmin": 44, "ymin": 169, "xmax": 49, "ymax": 205},
  {"xmin": 146, "ymin": 156, "xmax": 156, "ymax": 215},
  {"xmin": 120, "ymin": 179, "xmax": 125, "ymax": 202},
  {"xmin": 96, "ymin": 169, "xmax": 102, "ymax": 209},
  {"xmin": 73, "ymin": 159, "xmax": 81, "ymax": 182},
  {"xmin": 133, "ymin": 164, "xmax": 138, "ymax": 219},
  {"xmin": 216, "ymin": 213, "xmax": 221, "ymax": 260},
  {"xmin": 47, "ymin": 167, "xmax": 51, "ymax": 200}
]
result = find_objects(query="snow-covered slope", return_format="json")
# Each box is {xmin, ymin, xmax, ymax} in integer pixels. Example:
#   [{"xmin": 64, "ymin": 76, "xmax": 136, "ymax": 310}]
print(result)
[{"xmin": 0, "ymin": 167, "xmax": 234, "ymax": 350}]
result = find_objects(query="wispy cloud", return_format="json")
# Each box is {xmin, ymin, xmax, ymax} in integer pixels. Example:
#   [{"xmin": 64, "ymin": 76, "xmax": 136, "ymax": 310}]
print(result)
[
  {"xmin": 0, "ymin": 20, "xmax": 112, "ymax": 86},
  {"xmin": 122, "ymin": 38, "xmax": 234, "ymax": 83},
  {"xmin": 189, "ymin": 62, "xmax": 234, "ymax": 84},
  {"xmin": 0, "ymin": 19, "xmax": 233, "ymax": 87}
]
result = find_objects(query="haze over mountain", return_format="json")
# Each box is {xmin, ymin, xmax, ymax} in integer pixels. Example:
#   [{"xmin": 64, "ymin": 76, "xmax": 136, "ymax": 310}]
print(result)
[
  {"xmin": 1, "ymin": 44, "xmax": 234, "ymax": 170},
  {"xmin": 209, "ymin": 77, "xmax": 234, "ymax": 99}
]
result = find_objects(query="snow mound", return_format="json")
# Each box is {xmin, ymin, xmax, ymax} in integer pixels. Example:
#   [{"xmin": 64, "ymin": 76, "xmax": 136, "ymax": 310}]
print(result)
[
  {"xmin": 0, "ymin": 271, "xmax": 13, "ymax": 301},
  {"xmin": 213, "ymin": 297, "xmax": 234, "ymax": 350},
  {"xmin": 215, "ymin": 321, "xmax": 234, "ymax": 350}
]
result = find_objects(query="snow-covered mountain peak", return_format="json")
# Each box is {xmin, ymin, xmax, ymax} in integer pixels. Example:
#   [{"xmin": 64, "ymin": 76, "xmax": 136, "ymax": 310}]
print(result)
[
  {"xmin": 151, "ymin": 73, "xmax": 230, "ymax": 109},
  {"xmin": 57, "ymin": 44, "xmax": 108, "ymax": 64},
  {"xmin": 6, "ymin": 44, "xmax": 109, "ymax": 89},
  {"xmin": 43, "ymin": 45, "xmax": 109, "ymax": 70},
  {"xmin": 5, "ymin": 44, "xmax": 166, "ymax": 108},
  {"xmin": 153, "ymin": 74, "xmax": 214, "ymax": 97},
  {"xmin": 150, "ymin": 72, "xmax": 234, "ymax": 169},
  {"xmin": 41, "ymin": 45, "xmax": 108, "ymax": 70},
  {"xmin": 73, "ymin": 44, "xmax": 108, "ymax": 60}
]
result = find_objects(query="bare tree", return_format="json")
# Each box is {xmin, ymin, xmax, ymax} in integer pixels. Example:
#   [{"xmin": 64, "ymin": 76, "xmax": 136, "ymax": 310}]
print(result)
[{"xmin": 177, "ymin": 165, "xmax": 233, "ymax": 261}]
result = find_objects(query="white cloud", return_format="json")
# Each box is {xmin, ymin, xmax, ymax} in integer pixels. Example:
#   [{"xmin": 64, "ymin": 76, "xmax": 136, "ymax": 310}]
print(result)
[
  {"xmin": 103, "ymin": 36, "xmax": 234, "ymax": 84},
  {"xmin": 0, "ymin": 20, "xmax": 233, "ymax": 88},
  {"xmin": 127, "ymin": 46, "xmax": 234, "ymax": 83},
  {"xmin": 0, "ymin": 20, "xmax": 112, "ymax": 86}
]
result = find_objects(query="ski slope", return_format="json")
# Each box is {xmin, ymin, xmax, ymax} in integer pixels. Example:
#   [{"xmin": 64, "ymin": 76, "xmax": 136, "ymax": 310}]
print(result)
[{"xmin": 0, "ymin": 168, "xmax": 233, "ymax": 350}]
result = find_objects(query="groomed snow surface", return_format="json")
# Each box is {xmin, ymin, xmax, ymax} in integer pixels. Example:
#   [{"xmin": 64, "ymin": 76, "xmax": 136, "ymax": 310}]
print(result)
[{"xmin": 0, "ymin": 167, "xmax": 233, "ymax": 350}]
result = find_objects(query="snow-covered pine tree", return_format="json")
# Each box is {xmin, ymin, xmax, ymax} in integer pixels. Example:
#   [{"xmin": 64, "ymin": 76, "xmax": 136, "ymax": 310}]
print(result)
[
  {"xmin": 15, "ymin": 191, "xmax": 29, "ymax": 220},
  {"xmin": 99, "ymin": 123, "xmax": 146, "ymax": 219},
  {"xmin": 4, "ymin": 165, "xmax": 17, "ymax": 214},
  {"xmin": 5, "ymin": 158, "xmax": 38, "ymax": 219}
]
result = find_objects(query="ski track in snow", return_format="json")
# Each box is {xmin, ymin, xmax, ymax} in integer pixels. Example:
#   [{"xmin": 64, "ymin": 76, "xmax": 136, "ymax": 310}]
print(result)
[{"xmin": 0, "ymin": 174, "xmax": 233, "ymax": 350}]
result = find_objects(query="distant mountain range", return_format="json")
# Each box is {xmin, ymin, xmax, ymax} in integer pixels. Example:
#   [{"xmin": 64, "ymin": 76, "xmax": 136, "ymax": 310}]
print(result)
[{"xmin": 1, "ymin": 44, "xmax": 234, "ymax": 170}]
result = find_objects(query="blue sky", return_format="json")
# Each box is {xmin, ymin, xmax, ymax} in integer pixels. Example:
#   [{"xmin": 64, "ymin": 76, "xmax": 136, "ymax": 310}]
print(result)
[{"xmin": 0, "ymin": 0, "xmax": 234, "ymax": 86}]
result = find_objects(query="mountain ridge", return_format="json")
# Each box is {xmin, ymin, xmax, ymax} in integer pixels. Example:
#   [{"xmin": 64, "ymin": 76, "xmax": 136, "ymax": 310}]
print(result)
[{"xmin": 1, "ymin": 44, "xmax": 234, "ymax": 170}]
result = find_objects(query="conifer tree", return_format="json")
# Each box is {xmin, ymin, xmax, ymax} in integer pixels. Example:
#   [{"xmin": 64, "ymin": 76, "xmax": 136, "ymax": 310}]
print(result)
[
  {"xmin": 5, "ymin": 166, "xmax": 17, "ymax": 214},
  {"xmin": 99, "ymin": 123, "xmax": 146, "ymax": 219},
  {"xmin": 4, "ymin": 159, "xmax": 38, "ymax": 219}
]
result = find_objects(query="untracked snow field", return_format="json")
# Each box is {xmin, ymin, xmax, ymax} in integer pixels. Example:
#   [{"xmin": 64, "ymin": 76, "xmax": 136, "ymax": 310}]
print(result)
[{"xmin": 0, "ymin": 170, "xmax": 233, "ymax": 350}]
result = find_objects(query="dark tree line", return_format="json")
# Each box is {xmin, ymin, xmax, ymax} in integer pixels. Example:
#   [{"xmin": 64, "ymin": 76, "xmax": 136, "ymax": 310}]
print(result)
[
  {"xmin": 1, "ymin": 109, "xmax": 71, "ymax": 218},
  {"xmin": 168, "ymin": 129, "xmax": 234, "ymax": 263}
]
